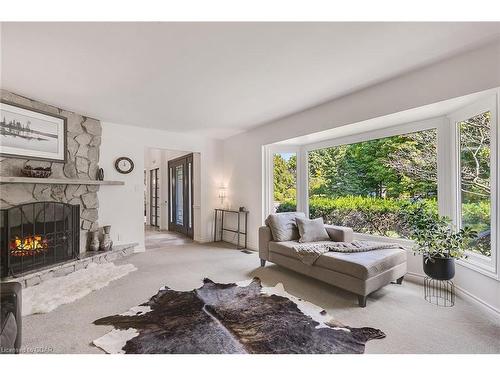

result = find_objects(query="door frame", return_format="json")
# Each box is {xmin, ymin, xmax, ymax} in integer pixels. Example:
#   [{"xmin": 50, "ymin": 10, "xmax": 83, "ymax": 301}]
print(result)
[{"xmin": 168, "ymin": 153, "xmax": 194, "ymax": 238}]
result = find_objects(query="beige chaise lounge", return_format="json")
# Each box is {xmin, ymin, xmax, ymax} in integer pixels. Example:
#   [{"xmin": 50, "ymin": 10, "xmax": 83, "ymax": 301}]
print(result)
[{"xmin": 259, "ymin": 215, "xmax": 407, "ymax": 307}]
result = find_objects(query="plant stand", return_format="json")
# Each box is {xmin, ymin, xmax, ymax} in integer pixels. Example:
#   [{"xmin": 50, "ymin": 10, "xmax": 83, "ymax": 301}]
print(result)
[{"xmin": 424, "ymin": 277, "xmax": 455, "ymax": 307}]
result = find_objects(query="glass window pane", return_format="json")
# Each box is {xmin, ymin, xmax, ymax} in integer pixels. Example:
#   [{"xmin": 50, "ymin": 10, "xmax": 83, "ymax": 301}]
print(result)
[
  {"xmin": 459, "ymin": 111, "xmax": 491, "ymax": 257},
  {"xmin": 273, "ymin": 152, "xmax": 297, "ymax": 213},
  {"xmin": 176, "ymin": 165, "xmax": 184, "ymax": 225},
  {"xmin": 307, "ymin": 129, "xmax": 438, "ymax": 239}
]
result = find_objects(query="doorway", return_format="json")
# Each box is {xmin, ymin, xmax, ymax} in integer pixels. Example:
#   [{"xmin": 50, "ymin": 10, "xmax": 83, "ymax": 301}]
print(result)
[{"xmin": 168, "ymin": 153, "xmax": 194, "ymax": 238}]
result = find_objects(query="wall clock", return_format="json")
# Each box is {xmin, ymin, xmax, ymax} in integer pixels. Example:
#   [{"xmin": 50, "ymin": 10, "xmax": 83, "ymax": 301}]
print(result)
[{"xmin": 115, "ymin": 157, "xmax": 134, "ymax": 174}]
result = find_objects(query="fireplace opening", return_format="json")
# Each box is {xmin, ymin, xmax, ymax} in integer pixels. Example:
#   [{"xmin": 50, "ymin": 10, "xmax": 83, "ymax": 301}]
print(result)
[{"xmin": 1, "ymin": 202, "xmax": 80, "ymax": 278}]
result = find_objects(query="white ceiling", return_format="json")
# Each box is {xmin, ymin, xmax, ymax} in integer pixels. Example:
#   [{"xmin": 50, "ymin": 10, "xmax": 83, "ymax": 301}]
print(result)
[{"xmin": 1, "ymin": 22, "xmax": 500, "ymax": 139}]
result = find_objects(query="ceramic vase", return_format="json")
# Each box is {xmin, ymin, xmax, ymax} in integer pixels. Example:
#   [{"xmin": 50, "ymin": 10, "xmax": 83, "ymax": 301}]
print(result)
[
  {"xmin": 96, "ymin": 168, "xmax": 104, "ymax": 181},
  {"xmin": 89, "ymin": 230, "xmax": 100, "ymax": 252},
  {"xmin": 100, "ymin": 225, "xmax": 113, "ymax": 251}
]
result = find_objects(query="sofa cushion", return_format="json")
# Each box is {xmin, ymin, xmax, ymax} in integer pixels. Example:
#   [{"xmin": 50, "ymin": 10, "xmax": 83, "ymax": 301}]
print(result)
[
  {"xmin": 265, "ymin": 212, "xmax": 305, "ymax": 242},
  {"xmin": 296, "ymin": 217, "xmax": 330, "ymax": 243},
  {"xmin": 268, "ymin": 241, "xmax": 407, "ymax": 280},
  {"xmin": 315, "ymin": 248, "xmax": 407, "ymax": 280},
  {"xmin": 268, "ymin": 240, "xmax": 300, "ymax": 257}
]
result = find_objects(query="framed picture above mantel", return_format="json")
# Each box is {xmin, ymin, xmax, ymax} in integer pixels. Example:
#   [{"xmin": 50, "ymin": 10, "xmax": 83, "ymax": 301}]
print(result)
[{"xmin": 0, "ymin": 101, "xmax": 67, "ymax": 162}]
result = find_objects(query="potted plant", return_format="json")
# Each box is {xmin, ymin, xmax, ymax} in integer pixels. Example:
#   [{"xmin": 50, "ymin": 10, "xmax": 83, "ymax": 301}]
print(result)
[{"xmin": 407, "ymin": 202, "xmax": 476, "ymax": 280}]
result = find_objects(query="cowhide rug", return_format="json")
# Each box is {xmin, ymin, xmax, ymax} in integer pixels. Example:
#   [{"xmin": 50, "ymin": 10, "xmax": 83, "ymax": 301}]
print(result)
[{"xmin": 93, "ymin": 278, "xmax": 385, "ymax": 354}]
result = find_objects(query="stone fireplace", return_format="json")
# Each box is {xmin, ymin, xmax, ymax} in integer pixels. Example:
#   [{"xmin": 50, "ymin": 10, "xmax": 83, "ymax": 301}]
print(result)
[
  {"xmin": 1, "ymin": 202, "xmax": 80, "ymax": 278},
  {"xmin": 0, "ymin": 90, "xmax": 102, "ymax": 255}
]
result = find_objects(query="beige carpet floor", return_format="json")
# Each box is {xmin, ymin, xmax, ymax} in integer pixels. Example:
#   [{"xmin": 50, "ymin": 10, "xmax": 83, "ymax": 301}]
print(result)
[{"xmin": 22, "ymin": 230, "xmax": 500, "ymax": 354}]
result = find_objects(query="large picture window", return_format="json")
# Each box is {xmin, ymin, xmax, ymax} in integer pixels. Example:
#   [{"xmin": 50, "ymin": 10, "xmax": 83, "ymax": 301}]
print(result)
[
  {"xmin": 305, "ymin": 129, "xmax": 438, "ymax": 238},
  {"xmin": 458, "ymin": 111, "xmax": 492, "ymax": 257},
  {"xmin": 266, "ymin": 93, "xmax": 498, "ymax": 276}
]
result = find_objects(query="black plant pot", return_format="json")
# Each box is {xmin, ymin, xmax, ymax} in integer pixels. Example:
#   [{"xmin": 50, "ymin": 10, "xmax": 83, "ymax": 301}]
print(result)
[{"xmin": 423, "ymin": 256, "xmax": 455, "ymax": 280}]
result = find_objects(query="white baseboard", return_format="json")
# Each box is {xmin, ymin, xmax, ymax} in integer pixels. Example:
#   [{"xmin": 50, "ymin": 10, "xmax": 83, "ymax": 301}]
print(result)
[{"xmin": 406, "ymin": 271, "xmax": 500, "ymax": 317}]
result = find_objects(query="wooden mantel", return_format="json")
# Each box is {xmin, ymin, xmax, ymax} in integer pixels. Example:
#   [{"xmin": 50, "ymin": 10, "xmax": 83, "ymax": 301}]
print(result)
[{"xmin": 0, "ymin": 176, "xmax": 124, "ymax": 185}]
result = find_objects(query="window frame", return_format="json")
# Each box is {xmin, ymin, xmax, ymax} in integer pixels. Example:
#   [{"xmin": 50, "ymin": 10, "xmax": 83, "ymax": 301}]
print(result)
[
  {"xmin": 263, "ymin": 145, "xmax": 303, "ymax": 220},
  {"xmin": 448, "ymin": 95, "xmax": 498, "ymax": 278}
]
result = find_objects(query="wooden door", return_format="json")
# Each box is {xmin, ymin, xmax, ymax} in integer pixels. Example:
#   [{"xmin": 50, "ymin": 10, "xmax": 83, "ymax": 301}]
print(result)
[{"xmin": 168, "ymin": 154, "xmax": 193, "ymax": 238}]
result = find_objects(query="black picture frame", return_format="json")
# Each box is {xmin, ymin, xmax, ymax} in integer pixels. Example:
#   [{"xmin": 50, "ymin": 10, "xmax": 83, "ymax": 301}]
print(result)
[{"xmin": 0, "ymin": 100, "xmax": 68, "ymax": 163}]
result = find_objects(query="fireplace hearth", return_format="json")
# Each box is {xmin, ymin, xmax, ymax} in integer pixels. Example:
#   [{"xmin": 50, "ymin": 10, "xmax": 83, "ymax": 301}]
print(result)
[{"xmin": 1, "ymin": 202, "xmax": 80, "ymax": 278}]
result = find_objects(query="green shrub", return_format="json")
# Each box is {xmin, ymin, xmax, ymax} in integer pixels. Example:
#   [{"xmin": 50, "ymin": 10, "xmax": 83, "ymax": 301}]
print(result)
[
  {"xmin": 276, "ymin": 196, "xmax": 438, "ymax": 238},
  {"xmin": 276, "ymin": 196, "xmax": 491, "ymax": 256},
  {"xmin": 462, "ymin": 201, "xmax": 490, "ymax": 232},
  {"xmin": 275, "ymin": 201, "xmax": 297, "ymax": 212},
  {"xmin": 461, "ymin": 201, "xmax": 491, "ymax": 257}
]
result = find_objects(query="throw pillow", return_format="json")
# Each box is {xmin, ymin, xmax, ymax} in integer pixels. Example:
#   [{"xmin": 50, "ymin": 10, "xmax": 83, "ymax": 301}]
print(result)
[
  {"xmin": 265, "ymin": 212, "xmax": 306, "ymax": 242},
  {"xmin": 296, "ymin": 217, "xmax": 330, "ymax": 243}
]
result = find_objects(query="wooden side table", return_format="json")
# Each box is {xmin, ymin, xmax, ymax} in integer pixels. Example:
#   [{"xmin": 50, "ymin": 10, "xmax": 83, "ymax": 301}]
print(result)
[{"xmin": 213, "ymin": 209, "xmax": 249, "ymax": 249}]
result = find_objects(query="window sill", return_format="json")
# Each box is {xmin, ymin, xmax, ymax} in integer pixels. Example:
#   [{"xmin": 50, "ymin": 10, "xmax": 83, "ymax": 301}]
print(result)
[{"xmin": 457, "ymin": 255, "xmax": 499, "ymax": 280}]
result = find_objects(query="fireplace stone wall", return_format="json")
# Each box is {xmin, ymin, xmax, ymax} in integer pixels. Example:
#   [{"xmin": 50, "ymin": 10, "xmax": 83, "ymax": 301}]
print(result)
[{"xmin": 0, "ymin": 90, "xmax": 102, "ymax": 253}]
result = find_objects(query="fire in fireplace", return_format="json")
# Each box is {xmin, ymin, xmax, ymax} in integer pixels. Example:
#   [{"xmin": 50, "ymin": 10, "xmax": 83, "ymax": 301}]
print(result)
[
  {"xmin": 10, "ymin": 235, "xmax": 49, "ymax": 257},
  {"xmin": 1, "ymin": 202, "xmax": 80, "ymax": 278}
]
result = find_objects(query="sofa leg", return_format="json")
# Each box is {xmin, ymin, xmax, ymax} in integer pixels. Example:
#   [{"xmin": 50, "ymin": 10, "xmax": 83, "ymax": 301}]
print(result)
[
  {"xmin": 358, "ymin": 295, "xmax": 367, "ymax": 307},
  {"xmin": 260, "ymin": 259, "xmax": 266, "ymax": 267},
  {"xmin": 396, "ymin": 276, "xmax": 404, "ymax": 285}
]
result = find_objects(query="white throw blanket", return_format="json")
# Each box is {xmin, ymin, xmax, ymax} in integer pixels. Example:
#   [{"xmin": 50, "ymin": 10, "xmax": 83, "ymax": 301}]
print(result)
[{"xmin": 292, "ymin": 240, "xmax": 401, "ymax": 266}]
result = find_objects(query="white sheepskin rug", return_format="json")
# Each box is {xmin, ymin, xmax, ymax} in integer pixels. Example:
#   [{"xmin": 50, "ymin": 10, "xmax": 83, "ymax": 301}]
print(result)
[{"xmin": 22, "ymin": 262, "xmax": 137, "ymax": 316}]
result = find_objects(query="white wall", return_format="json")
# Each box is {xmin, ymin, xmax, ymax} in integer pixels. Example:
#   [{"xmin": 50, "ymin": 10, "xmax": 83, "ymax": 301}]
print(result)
[
  {"xmin": 222, "ymin": 39, "xmax": 500, "ymax": 313},
  {"xmin": 99, "ymin": 122, "xmax": 223, "ymax": 251}
]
